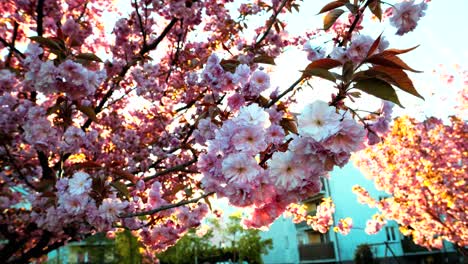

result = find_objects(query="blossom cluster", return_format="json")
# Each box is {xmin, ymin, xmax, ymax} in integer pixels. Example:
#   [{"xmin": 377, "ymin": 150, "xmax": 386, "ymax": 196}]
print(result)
[
  {"xmin": 198, "ymin": 99, "xmax": 367, "ymax": 228},
  {"xmin": 354, "ymin": 116, "xmax": 467, "ymax": 248}
]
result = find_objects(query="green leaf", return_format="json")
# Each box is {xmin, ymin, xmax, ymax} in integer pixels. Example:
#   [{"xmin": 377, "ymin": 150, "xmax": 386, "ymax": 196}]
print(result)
[
  {"xmin": 345, "ymin": 3, "xmax": 359, "ymax": 14},
  {"xmin": 323, "ymin": 9, "xmax": 345, "ymax": 30},
  {"xmin": 369, "ymin": 1, "xmax": 382, "ymax": 21},
  {"xmin": 29, "ymin": 36, "xmax": 66, "ymax": 56},
  {"xmin": 354, "ymin": 78, "xmax": 403, "ymax": 107},
  {"xmin": 342, "ymin": 61, "xmax": 354, "ymax": 82},
  {"xmin": 77, "ymin": 104, "xmax": 99, "ymax": 123},
  {"xmin": 76, "ymin": 53, "xmax": 103, "ymax": 63},
  {"xmin": 318, "ymin": 0, "xmax": 349, "ymax": 14},
  {"xmin": 110, "ymin": 181, "xmax": 130, "ymax": 199},
  {"xmin": 220, "ymin": 59, "xmax": 240, "ymax": 73},
  {"xmin": 302, "ymin": 68, "xmax": 337, "ymax": 82},
  {"xmin": 253, "ymin": 55, "xmax": 276, "ymax": 65}
]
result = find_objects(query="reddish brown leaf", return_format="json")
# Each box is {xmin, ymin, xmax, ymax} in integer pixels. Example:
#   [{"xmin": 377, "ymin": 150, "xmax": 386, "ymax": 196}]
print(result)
[
  {"xmin": 112, "ymin": 169, "xmax": 137, "ymax": 184},
  {"xmin": 371, "ymin": 66, "xmax": 424, "ymax": 99},
  {"xmin": 366, "ymin": 33, "xmax": 382, "ymax": 58},
  {"xmin": 302, "ymin": 68, "xmax": 337, "ymax": 82},
  {"xmin": 382, "ymin": 45, "xmax": 420, "ymax": 55},
  {"xmin": 305, "ymin": 58, "xmax": 342, "ymax": 70},
  {"xmin": 365, "ymin": 53, "xmax": 421, "ymax": 72},
  {"xmin": 280, "ymin": 118, "xmax": 298, "ymax": 134}
]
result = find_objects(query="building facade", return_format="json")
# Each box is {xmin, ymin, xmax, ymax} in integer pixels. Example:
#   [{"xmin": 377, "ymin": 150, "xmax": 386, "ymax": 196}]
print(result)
[{"xmin": 261, "ymin": 164, "xmax": 464, "ymax": 264}]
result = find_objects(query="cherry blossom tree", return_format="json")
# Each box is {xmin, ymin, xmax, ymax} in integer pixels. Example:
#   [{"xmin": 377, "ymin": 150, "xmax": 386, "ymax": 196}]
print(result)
[
  {"xmin": 353, "ymin": 115, "xmax": 467, "ymax": 249},
  {"xmin": 0, "ymin": 0, "xmax": 429, "ymax": 262}
]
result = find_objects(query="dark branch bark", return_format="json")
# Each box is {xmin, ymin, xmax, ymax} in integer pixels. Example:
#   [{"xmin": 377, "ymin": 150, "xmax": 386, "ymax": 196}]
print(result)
[
  {"xmin": 5, "ymin": 22, "xmax": 20, "ymax": 66},
  {"xmin": 36, "ymin": 0, "xmax": 45, "ymax": 36},
  {"xmin": 266, "ymin": 77, "xmax": 302, "ymax": 108},
  {"xmin": 0, "ymin": 36, "xmax": 25, "ymax": 59},
  {"xmin": 81, "ymin": 17, "xmax": 179, "ymax": 130}
]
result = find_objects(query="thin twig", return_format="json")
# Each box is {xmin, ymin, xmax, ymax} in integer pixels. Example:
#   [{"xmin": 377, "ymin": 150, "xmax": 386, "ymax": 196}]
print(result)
[
  {"xmin": 266, "ymin": 77, "xmax": 303, "ymax": 108},
  {"xmin": 143, "ymin": 158, "xmax": 198, "ymax": 182},
  {"xmin": 6, "ymin": 22, "xmax": 19, "ymax": 66},
  {"xmin": 120, "ymin": 192, "xmax": 215, "ymax": 218},
  {"xmin": 255, "ymin": 0, "xmax": 289, "ymax": 46},
  {"xmin": 1, "ymin": 143, "xmax": 37, "ymax": 190},
  {"xmin": 0, "ymin": 36, "xmax": 25, "ymax": 59},
  {"xmin": 339, "ymin": 0, "xmax": 374, "ymax": 47},
  {"xmin": 81, "ymin": 18, "xmax": 179, "ymax": 131},
  {"xmin": 134, "ymin": 0, "xmax": 147, "ymax": 49}
]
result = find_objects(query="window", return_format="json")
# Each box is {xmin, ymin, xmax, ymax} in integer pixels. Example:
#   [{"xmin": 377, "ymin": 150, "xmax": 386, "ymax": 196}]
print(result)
[
  {"xmin": 304, "ymin": 200, "xmax": 321, "ymax": 215},
  {"xmin": 385, "ymin": 226, "xmax": 398, "ymax": 241},
  {"xmin": 297, "ymin": 233, "xmax": 306, "ymax": 245},
  {"xmin": 306, "ymin": 229, "xmax": 330, "ymax": 244},
  {"xmin": 319, "ymin": 177, "xmax": 326, "ymax": 192}
]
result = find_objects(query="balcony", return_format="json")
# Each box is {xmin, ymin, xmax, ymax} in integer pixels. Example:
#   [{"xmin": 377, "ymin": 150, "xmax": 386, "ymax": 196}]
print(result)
[
  {"xmin": 400, "ymin": 239, "xmax": 430, "ymax": 253},
  {"xmin": 298, "ymin": 242, "xmax": 336, "ymax": 261}
]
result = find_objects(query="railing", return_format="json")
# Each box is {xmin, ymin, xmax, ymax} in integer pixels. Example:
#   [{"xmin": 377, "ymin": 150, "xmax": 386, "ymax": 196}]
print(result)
[
  {"xmin": 400, "ymin": 239, "xmax": 430, "ymax": 253},
  {"xmin": 298, "ymin": 242, "xmax": 336, "ymax": 261}
]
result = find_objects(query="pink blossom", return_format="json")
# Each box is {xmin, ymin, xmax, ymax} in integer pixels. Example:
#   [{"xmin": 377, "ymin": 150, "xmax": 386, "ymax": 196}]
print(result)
[
  {"xmin": 268, "ymin": 151, "xmax": 304, "ymax": 191},
  {"xmin": 233, "ymin": 64, "xmax": 250, "ymax": 85},
  {"xmin": 221, "ymin": 153, "xmax": 260, "ymax": 183},
  {"xmin": 297, "ymin": 100, "xmax": 341, "ymax": 141},
  {"xmin": 247, "ymin": 71, "xmax": 270, "ymax": 96},
  {"xmin": 323, "ymin": 116, "xmax": 366, "ymax": 153},
  {"xmin": 236, "ymin": 103, "xmax": 271, "ymax": 128},
  {"xmin": 227, "ymin": 93, "xmax": 245, "ymax": 111},
  {"xmin": 365, "ymin": 214, "xmax": 387, "ymax": 234},
  {"xmin": 68, "ymin": 171, "xmax": 92, "ymax": 196},
  {"xmin": 232, "ymin": 126, "xmax": 267, "ymax": 153},
  {"xmin": 99, "ymin": 198, "xmax": 127, "ymax": 221},
  {"xmin": 61, "ymin": 126, "xmax": 86, "ymax": 153},
  {"xmin": 390, "ymin": 0, "xmax": 427, "ymax": 35},
  {"xmin": 334, "ymin": 217, "xmax": 353, "ymax": 235},
  {"xmin": 59, "ymin": 194, "xmax": 89, "ymax": 215},
  {"xmin": 304, "ymin": 41, "xmax": 326, "ymax": 61}
]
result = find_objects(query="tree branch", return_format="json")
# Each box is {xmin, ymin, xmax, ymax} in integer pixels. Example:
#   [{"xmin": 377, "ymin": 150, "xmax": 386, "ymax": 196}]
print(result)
[
  {"xmin": 6, "ymin": 22, "xmax": 20, "ymax": 66},
  {"xmin": 36, "ymin": 0, "xmax": 45, "ymax": 36},
  {"xmin": 0, "ymin": 36, "xmax": 25, "ymax": 59},
  {"xmin": 266, "ymin": 76, "xmax": 303, "ymax": 108},
  {"xmin": 143, "ymin": 158, "xmax": 198, "ymax": 182},
  {"xmin": 120, "ymin": 192, "xmax": 215, "ymax": 218},
  {"xmin": 255, "ymin": 0, "xmax": 289, "ymax": 47},
  {"xmin": 339, "ymin": 0, "xmax": 375, "ymax": 47},
  {"xmin": 133, "ymin": 0, "xmax": 147, "ymax": 49},
  {"xmin": 81, "ymin": 18, "xmax": 179, "ymax": 130}
]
